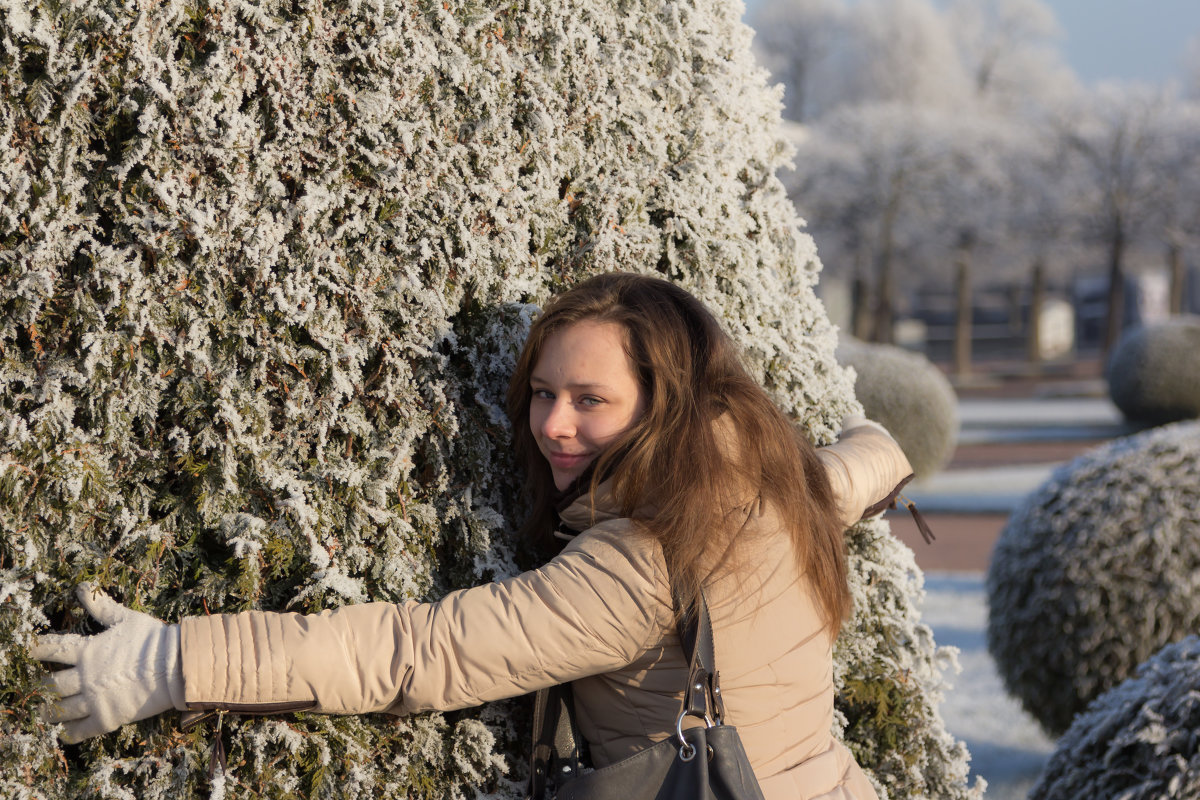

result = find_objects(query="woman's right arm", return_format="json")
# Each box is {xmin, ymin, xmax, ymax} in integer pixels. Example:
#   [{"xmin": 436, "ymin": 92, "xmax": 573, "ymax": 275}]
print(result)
[
  {"xmin": 35, "ymin": 521, "xmax": 671, "ymax": 741},
  {"xmin": 182, "ymin": 521, "xmax": 669, "ymax": 718}
]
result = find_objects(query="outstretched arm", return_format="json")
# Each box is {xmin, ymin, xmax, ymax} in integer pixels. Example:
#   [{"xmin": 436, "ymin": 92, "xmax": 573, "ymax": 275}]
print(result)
[
  {"xmin": 32, "ymin": 522, "xmax": 669, "ymax": 741},
  {"xmin": 181, "ymin": 522, "xmax": 667, "ymax": 717}
]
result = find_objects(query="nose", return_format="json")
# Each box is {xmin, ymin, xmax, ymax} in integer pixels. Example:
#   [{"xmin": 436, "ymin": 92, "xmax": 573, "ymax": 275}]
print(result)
[{"xmin": 541, "ymin": 398, "xmax": 576, "ymax": 440}]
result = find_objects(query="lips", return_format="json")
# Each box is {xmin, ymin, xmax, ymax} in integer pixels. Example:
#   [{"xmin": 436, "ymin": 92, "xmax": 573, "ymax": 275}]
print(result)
[{"xmin": 546, "ymin": 451, "xmax": 591, "ymax": 470}]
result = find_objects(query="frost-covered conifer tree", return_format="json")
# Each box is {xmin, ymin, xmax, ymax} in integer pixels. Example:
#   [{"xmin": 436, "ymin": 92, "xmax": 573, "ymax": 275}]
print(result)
[{"xmin": 0, "ymin": 0, "xmax": 977, "ymax": 797}]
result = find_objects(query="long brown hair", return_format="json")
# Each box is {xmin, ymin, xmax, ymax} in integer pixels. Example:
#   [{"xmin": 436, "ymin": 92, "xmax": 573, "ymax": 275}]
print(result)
[{"xmin": 505, "ymin": 273, "xmax": 850, "ymax": 634}]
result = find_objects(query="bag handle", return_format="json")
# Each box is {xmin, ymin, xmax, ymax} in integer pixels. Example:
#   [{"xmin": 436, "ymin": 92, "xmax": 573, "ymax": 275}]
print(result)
[
  {"xmin": 671, "ymin": 587, "xmax": 726, "ymax": 750},
  {"xmin": 528, "ymin": 683, "xmax": 584, "ymax": 799}
]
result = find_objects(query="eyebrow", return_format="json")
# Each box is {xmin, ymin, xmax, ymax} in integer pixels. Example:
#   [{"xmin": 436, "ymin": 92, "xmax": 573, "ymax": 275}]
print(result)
[{"xmin": 529, "ymin": 375, "xmax": 616, "ymax": 393}]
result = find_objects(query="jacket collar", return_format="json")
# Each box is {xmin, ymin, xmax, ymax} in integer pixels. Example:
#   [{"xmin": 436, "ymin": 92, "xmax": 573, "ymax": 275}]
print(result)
[{"xmin": 555, "ymin": 478, "xmax": 626, "ymax": 539}]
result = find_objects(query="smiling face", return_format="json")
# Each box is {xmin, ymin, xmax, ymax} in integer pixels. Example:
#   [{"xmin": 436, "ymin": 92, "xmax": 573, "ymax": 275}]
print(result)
[{"xmin": 529, "ymin": 319, "xmax": 647, "ymax": 491}]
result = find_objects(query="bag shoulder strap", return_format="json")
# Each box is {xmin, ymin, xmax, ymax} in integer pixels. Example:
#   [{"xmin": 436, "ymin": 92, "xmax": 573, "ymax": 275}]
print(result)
[
  {"xmin": 526, "ymin": 564, "xmax": 723, "ymax": 798},
  {"xmin": 671, "ymin": 586, "xmax": 726, "ymax": 724},
  {"xmin": 528, "ymin": 683, "xmax": 584, "ymax": 799}
]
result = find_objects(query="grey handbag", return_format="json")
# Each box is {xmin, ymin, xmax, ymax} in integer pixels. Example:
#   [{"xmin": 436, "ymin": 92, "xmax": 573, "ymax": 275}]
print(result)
[{"xmin": 526, "ymin": 589, "xmax": 766, "ymax": 800}]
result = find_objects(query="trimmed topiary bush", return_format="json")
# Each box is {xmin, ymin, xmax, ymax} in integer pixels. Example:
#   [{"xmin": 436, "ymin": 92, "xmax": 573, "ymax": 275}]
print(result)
[
  {"xmin": 987, "ymin": 420, "xmax": 1200, "ymax": 736},
  {"xmin": 0, "ymin": 0, "xmax": 979, "ymax": 798},
  {"xmin": 837, "ymin": 340, "xmax": 959, "ymax": 478},
  {"xmin": 1029, "ymin": 635, "xmax": 1200, "ymax": 800},
  {"xmin": 1107, "ymin": 316, "xmax": 1200, "ymax": 425}
]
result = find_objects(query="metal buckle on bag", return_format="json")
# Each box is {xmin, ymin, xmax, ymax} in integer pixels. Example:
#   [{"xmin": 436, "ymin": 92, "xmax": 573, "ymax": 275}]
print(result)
[{"xmin": 675, "ymin": 710, "xmax": 715, "ymax": 761}]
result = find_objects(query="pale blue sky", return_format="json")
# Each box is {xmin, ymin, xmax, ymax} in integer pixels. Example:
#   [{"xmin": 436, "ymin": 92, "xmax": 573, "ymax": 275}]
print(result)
[
  {"xmin": 1047, "ymin": 0, "xmax": 1198, "ymax": 84},
  {"xmin": 744, "ymin": 0, "xmax": 1200, "ymax": 86}
]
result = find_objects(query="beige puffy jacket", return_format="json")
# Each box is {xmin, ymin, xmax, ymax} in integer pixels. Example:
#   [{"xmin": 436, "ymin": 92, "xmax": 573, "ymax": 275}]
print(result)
[{"xmin": 181, "ymin": 424, "xmax": 912, "ymax": 800}]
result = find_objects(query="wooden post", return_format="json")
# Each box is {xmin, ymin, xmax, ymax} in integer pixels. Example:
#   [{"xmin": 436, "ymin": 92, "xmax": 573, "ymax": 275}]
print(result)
[
  {"xmin": 954, "ymin": 255, "xmax": 972, "ymax": 376},
  {"xmin": 1028, "ymin": 259, "xmax": 1046, "ymax": 363},
  {"xmin": 1168, "ymin": 240, "xmax": 1184, "ymax": 316}
]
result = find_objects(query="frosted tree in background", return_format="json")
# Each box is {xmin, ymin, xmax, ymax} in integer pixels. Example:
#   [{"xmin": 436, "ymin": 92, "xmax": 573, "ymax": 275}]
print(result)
[
  {"xmin": 919, "ymin": 116, "xmax": 1020, "ymax": 374},
  {"xmin": 1186, "ymin": 34, "xmax": 1200, "ymax": 99},
  {"xmin": 841, "ymin": 0, "xmax": 970, "ymax": 110},
  {"xmin": 788, "ymin": 105, "xmax": 948, "ymax": 343},
  {"xmin": 0, "ymin": 0, "xmax": 978, "ymax": 798},
  {"xmin": 749, "ymin": 0, "xmax": 982, "ymax": 121},
  {"xmin": 1149, "ymin": 100, "xmax": 1200, "ymax": 315},
  {"xmin": 1000, "ymin": 120, "xmax": 1080, "ymax": 361},
  {"xmin": 1055, "ymin": 85, "xmax": 1172, "ymax": 354},
  {"xmin": 760, "ymin": 0, "xmax": 1200, "ymax": 354},
  {"xmin": 748, "ymin": 0, "xmax": 843, "ymax": 122},
  {"xmin": 946, "ymin": 0, "xmax": 1075, "ymax": 112}
]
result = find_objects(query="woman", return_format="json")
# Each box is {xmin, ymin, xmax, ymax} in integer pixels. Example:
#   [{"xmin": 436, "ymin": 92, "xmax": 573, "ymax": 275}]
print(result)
[{"xmin": 33, "ymin": 273, "xmax": 912, "ymax": 799}]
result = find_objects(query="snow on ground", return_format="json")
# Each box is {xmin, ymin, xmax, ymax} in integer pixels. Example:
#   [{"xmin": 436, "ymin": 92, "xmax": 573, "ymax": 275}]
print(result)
[
  {"xmin": 954, "ymin": 396, "xmax": 1125, "ymax": 431},
  {"xmin": 922, "ymin": 572, "xmax": 1055, "ymax": 799},
  {"xmin": 953, "ymin": 395, "xmax": 1143, "ymax": 447},
  {"xmin": 911, "ymin": 395, "xmax": 1131, "ymax": 797}
]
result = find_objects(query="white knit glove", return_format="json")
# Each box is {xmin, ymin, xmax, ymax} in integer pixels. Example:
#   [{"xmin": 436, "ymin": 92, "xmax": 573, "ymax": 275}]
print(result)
[{"xmin": 31, "ymin": 583, "xmax": 186, "ymax": 743}]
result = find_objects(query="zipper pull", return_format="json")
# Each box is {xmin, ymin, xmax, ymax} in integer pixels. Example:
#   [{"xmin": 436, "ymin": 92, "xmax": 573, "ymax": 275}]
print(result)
[
  {"xmin": 899, "ymin": 494, "xmax": 935, "ymax": 544},
  {"xmin": 206, "ymin": 710, "xmax": 228, "ymax": 779}
]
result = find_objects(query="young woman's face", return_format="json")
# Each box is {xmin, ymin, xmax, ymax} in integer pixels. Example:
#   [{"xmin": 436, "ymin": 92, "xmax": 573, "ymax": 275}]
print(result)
[{"xmin": 529, "ymin": 319, "xmax": 646, "ymax": 491}]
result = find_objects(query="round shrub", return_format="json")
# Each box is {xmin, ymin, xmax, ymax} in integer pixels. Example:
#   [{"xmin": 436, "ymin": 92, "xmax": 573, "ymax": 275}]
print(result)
[
  {"xmin": 1030, "ymin": 635, "xmax": 1200, "ymax": 800},
  {"xmin": 1107, "ymin": 316, "xmax": 1200, "ymax": 425},
  {"xmin": 987, "ymin": 420, "xmax": 1200, "ymax": 736},
  {"xmin": 837, "ymin": 340, "xmax": 959, "ymax": 478}
]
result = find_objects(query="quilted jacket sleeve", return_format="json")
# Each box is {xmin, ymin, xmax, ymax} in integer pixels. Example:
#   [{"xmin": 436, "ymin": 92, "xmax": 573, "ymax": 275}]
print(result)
[
  {"xmin": 179, "ymin": 522, "xmax": 670, "ymax": 717},
  {"xmin": 816, "ymin": 420, "xmax": 914, "ymax": 530}
]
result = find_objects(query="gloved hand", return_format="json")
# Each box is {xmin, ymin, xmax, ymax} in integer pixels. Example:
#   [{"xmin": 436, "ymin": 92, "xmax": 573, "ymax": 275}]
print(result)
[{"xmin": 31, "ymin": 583, "xmax": 186, "ymax": 743}]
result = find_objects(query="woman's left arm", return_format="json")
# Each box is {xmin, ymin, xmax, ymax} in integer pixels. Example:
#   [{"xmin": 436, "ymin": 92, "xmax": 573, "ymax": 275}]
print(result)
[{"xmin": 816, "ymin": 416, "xmax": 914, "ymax": 529}]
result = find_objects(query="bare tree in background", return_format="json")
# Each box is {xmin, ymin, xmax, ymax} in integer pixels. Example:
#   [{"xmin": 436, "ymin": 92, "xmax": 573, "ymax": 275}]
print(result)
[
  {"xmin": 1149, "ymin": 101, "xmax": 1200, "ymax": 314},
  {"xmin": 1056, "ymin": 87, "xmax": 1169, "ymax": 355}
]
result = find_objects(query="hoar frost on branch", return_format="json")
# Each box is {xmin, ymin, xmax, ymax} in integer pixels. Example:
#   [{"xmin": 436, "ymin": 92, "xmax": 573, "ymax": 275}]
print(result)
[
  {"xmin": 1, "ymin": 0, "xmax": 976, "ymax": 797},
  {"xmin": 1030, "ymin": 635, "xmax": 1200, "ymax": 800}
]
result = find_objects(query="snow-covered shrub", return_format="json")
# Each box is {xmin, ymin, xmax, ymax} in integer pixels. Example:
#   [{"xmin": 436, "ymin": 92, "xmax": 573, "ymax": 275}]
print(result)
[
  {"xmin": 1029, "ymin": 635, "xmax": 1200, "ymax": 800},
  {"xmin": 987, "ymin": 421, "xmax": 1200, "ymax": 736},
  {"xmin": 1107, "ymin": 316, "xmax": 1200, "ymax": 425},
  {"xmin": 838, "ymin": 340, "xmax": 959, "ymax": 478},
  {"xmin": 0, "ymin": 0, "xmax": 978, "ymax": 798}
]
